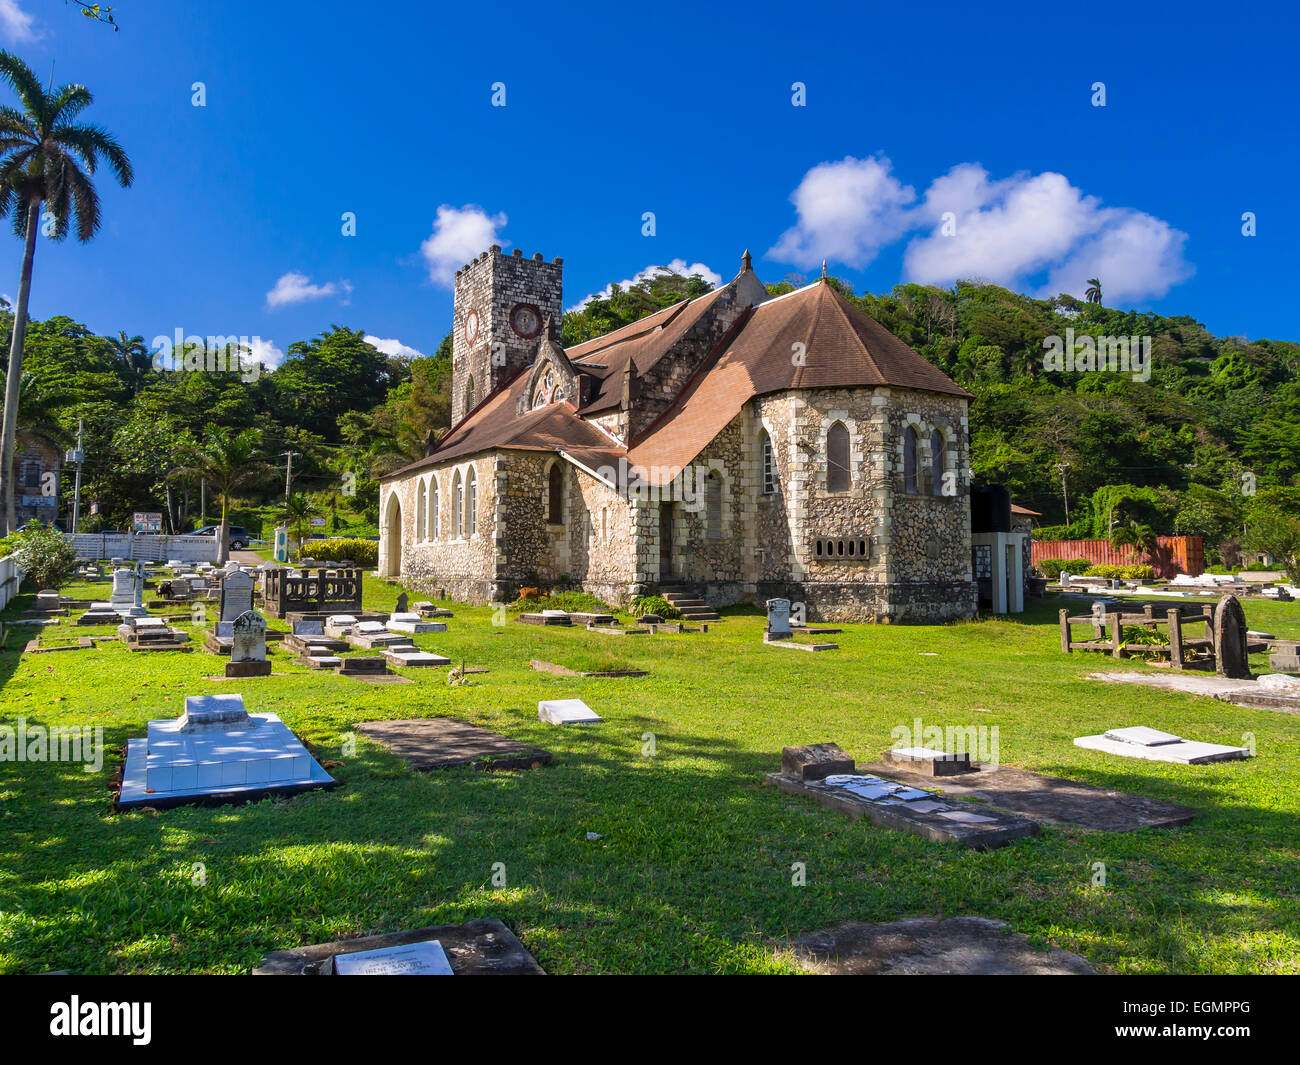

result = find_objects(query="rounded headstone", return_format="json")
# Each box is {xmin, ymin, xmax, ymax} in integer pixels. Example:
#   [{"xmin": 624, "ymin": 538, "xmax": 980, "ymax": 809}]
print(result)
[{"xmin": 1213, "ymin": 594, "xmax": 1250, "ymax": 679}]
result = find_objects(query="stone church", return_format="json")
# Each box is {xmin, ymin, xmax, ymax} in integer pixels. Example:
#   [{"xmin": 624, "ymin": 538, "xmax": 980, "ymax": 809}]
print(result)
[{"xmin": 378, "ymin": 244, "xmax": 978, "ymax": 621}]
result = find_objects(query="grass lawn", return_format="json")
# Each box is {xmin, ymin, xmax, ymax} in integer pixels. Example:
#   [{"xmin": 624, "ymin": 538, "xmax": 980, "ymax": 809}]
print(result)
[{"xmin": 1, "ymin": 577, "xmax": 1298, "ymax": 974}]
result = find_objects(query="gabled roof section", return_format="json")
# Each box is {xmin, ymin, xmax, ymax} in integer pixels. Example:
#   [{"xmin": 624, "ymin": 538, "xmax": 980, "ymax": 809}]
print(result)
[
  {"xmin": 382, "ymin": 367, "xmax": 626, "ymax": 480},
  {"xmin": 627, "ymin": 281, "xmax": 971, "ymax": 484}
]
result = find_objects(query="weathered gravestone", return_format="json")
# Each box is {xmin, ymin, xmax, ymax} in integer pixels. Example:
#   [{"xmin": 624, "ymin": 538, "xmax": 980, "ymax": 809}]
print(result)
[
  {"xmin": 766, "ymin": 598, "xmax": 792, "ymax": 640},
  {"xmin": 220, "ymin": 570, "xmax": 256, "ymax": 623},
  {"xmin": 111, "ymin": 567, "xmax": 146, "ymax": 617},
  {"xmin": 1214, "ymin": 594, "xmax": 1250, "ymax": 679},
  {"xmin": 227, "ymin": 610, "xmax": 271, "ymax": 677},
  {"xmin": 395, "ymin": 592, "xmax": 409, "ymax": 614}
]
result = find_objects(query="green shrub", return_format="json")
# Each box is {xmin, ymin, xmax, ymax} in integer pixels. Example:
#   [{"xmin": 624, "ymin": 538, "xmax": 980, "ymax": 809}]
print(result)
[
  {"xmin": 1084, "ymin": 564, "xmax": 1128, "ymax": 580},
  {"xmin": 6, "ymin": 524, "xmax": 79, "ymax": 591},
  {"xmin": 1036, "ymin": 557, "xmax": 1066, "ymax": 578},
  {"xmin": 1123, "ymin": 564, "xmax": 1155, "ymax": 580},
  {"xmin": 630, "ymin": 595, "xmax": 681, "ymax": 620},
  {"xmin": 507, "ymin": 590, "xmax": 615, "ymax": 615},
  {"xmin": 301, "ymin": 537, "xmax": 377, "ymax": 566}
]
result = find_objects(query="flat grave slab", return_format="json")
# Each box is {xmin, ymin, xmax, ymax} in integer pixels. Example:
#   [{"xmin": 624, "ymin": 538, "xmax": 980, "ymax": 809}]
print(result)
[
  {"xmin": 517, "ymin": 612, "xmax": 570, "ymax": 626},
  {"xmin": 252, "ymin": 918, "xmax": 543, "ymax": 975},
  {"xmin": 767, "ymin": 757, "xmax": 1039, "ymax": 850},
  {"xmin": 1074, "ymin": 726, "xmax": 1252, "ymax": 765},
  {"xmin": 386, "ymin": 612, "xmax": 448, "ymax": 634},
  {"xmin": 118, "ymin": 698, "xmax": 336, "ymax": 811},
  {"xmin": 1089, "ymin": 670, "xmax": 1300, "ymax": 714},
  {"xmin": 356, "ymin": 718, "xmax": 552, "ymax": 772},
  {"xmin": 529, "ymin": 659, "xmax": 647, "ymax": 679},
  {"xmin": 884, "ymin": 746, "xmax": 973, "ymax": 776},
  {"xmin": 860, "ymin": 757, "xmax": 1196, "ymax": 831},
  {"xmin": 784, "ymin": 917, "xmax": 1094, "ymax": 975},
  {"xmin": 764, "ymin": 636, "xmax": 838, "ymax": 651},
  {"xmin": 23, "ymin": 636, "xmax": 95, "ymax": 654},
  {"xmin": 381, "ymin": 649, "xmax": 451, "ymax": 668},
  {"xmin": 538, "ymin": 698, "xmax": 602, "ymax": 725}
]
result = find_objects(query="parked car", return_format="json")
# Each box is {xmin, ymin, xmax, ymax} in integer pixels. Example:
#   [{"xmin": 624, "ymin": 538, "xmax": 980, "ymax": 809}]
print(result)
[{"xmin": 190, "ymin": 525, "xmax": 253, "ymax": 550}]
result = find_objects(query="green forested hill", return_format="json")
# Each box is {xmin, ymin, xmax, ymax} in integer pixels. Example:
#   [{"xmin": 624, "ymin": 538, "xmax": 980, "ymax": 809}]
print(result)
[{"xmin": 4, "ymin": 271, "xmax": 1298, "ymax": 568}]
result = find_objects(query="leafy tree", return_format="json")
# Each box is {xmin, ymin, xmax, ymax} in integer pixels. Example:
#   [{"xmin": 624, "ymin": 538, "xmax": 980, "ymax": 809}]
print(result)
[
  {"xmin": 0, "ymin": 52, "xmax": 132, "ymax": 534},
  {"xmin": 170, "ymin": 427, "xmax": 270, "ymax": 561}
]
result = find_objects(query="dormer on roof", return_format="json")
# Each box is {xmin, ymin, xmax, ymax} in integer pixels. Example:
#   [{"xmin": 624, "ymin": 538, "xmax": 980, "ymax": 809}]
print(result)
[{"xmin": 517, "ymin": 315, "xmax": 584, "ymax": 414}]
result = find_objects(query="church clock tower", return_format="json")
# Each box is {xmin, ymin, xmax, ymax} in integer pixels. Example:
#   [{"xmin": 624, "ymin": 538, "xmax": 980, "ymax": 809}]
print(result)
[{"xmin": 451, "ymin": 245, "xmax": 563, "ymax": 424}]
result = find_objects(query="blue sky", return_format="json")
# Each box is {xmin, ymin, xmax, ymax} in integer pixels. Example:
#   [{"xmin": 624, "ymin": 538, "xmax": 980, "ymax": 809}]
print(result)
[{"xmin": 5, "ymin": 0, "xmax": 1297, "ymax": 368}]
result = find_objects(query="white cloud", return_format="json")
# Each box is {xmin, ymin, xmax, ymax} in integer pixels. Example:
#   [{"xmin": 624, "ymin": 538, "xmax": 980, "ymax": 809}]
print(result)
[
  {"xmin": 0, "ymin": 1, "xmax": 39, "ymax": 43},
  {"xmin": 365, "ymin": 335, "xmax": 426, "ymax": 360},
  {"xmin": 243, "ymin": 337, "xmax": 285, "ymax": 371},
  {"xmin": 265, "ymin": 271, "xmax": 352, "ymax": 309},
  {"xmin": 567, "ymin": 259, "xmax": 722, "ymax": 312},
  {"xmin": 769, "ymin": 156, "xmax": 1193, "ymax": 304},
  {"xmin": 767, "ymin": 156, "xmax": 916, "ymax": 270},
  {"xmin": 420, "ymin": 204, "xmax": 508, "ymax": 286}
]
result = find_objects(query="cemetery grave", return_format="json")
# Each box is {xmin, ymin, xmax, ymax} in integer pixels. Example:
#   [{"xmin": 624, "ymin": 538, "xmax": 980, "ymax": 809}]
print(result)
[
  {"xmin": 517, "ymin": 610, "xmax": 572, "ymax": 626},
  {"xmin": 1073, "ymin": 725, "xmax": 1253, "ymax": 765},
  {"xmin": 1090, "ymin": 669, "xmax": 1300, "ymax": 713},
  {"xmin": 767, "ymin": 742, "xmax": 1040, "ymax": 849},
  {"xmin": 1059, "ymin": 594, "xmax": 1261, "ymax": 677},
  {"xmin": 386, "ymin": 611, "xmax": 447, "ymax": 634},
  {"xmin": 537, "ymin": 698, "xmax": 603, "ymax": 724},
  {"xmin": 355, "ymin": 717, "xmax": 552, "ymax": 772},
  {"xmin": 116, "ymin": 694, "xmax": 336, "ymax": 810},
  {"xmin": 783, "ymin": 917, "xmax": 1095, "ymax": 975},
  {"xmin": 762, "ymin": 597, "xmax": 838, "ymax": 651},
  {"xmin": 253, "ymin": 919, "xmax": 544, "ymax": 975},
  {"xmin": 529, "ymin": 656, "xmax": 647, "ymax": 678},
  {"xmin": 117, "ymin": 615, "xmax": 191, "ymax": 652},
  {"xmin": 283, "ymin": 618, "xmax": 349, "ymax": 655},
  {"xmin": 860, "ymin": 748, "xmax": 1197, "ymax": 831}
]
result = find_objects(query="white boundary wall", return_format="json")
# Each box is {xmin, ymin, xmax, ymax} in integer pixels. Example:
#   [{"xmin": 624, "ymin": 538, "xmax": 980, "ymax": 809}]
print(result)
[
  {"xmin": 0, "ymin": 554, "xmax": 24, "ymax": 610},
  {"xmin": 64, "ymin": 532, "xmax": 220, "ymax": 563}
]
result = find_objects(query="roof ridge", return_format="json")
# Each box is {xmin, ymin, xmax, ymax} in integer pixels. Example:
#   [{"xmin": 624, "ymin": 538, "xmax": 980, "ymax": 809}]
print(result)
[
  {"xmin": 566, "ymin": 297, "xmax": 692, "ymax": 358},
  {"xmin": 824, "ymin": 284, "xmax": 888, "ymax": 385}
]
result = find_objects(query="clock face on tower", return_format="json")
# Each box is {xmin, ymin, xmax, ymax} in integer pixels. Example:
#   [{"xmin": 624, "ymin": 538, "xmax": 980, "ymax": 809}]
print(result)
[
  {"xmin": 464, "ymin": 309, "xmax": 480, "ymax": 346},
  {"xmin": 510, "ymin": 302, "xmax": 542, "ymax": 339}
]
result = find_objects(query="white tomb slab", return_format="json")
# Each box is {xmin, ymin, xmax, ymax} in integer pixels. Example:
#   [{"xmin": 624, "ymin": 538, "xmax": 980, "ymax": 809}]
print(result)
[
  {"xmin": 386, "ymin": 612, "xmax": 447, "ymax": 634},
  {"xmin": 1074, "ymin": 726, "xmax": 1251, "ymax": 765},
  {"xmin": 538, "ymin": 698, "xmax": 602, "ymax": 725},
  {"xmin": 119, "ymin": 695, "xmax": 335, "ymax": 808},
  {"xmin": 332, "ymin": 940, "xmax": 454, "ymax": 976},
  {"xmin": 1258, "ymin": 673, "xmax": 1300, "ymax": 692},
  {"xmin": 540, "ymin": 609, "xmax": 568, "ymax": 618},
  {"xmin": 381, "ymin": 649, "xmax": 451, "ymax": 668}
]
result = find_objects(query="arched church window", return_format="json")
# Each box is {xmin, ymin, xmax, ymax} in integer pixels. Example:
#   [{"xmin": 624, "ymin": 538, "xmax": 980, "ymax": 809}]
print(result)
[
  {"xmin": 431, "ymin": 478, "xmax": 440, "ymax": 538},
  {"xmin": 553, "ymin": 387, "xmax": 565, "ymax": 404},
  {"xmin": 827, "ymin": 422, "xmax": 850, "ymax": 492},
  {"xmin": 466, "ymin": 469, "xmax": 477, "ymax": 535},
  {"xmin": 931, "ymin": 429, "xmax": 946, "ymax": 496},
  {"xmin": 545, "ymin": 369, "xmax": 554, "ymax": 389},
  {"xmin": 452, "ymin": 472, "xmax": 463, "ymax": 537},
  {"xmin": 416, "ymin": 480, "xmax": 427, "ymax": 540},
  {"xmin": 705, "ymin": 471, "xmax": 722, "ymax": 539},
  {"xmin": 761, "ymin": 431, "xmax": 775, "ymax": 494},
  {"xmin": 534, "ymin": 390, "xmax": 547, "ymax": 409},
  {"xmin": 547, "ymin": 464, "xmax": 563, "ymax": 524},
  {"xmin": 904, "ymin": 426, "xmax": 919, "ymax": 494}
]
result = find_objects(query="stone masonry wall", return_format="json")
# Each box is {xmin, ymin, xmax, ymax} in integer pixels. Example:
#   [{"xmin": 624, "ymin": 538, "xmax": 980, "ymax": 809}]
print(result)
[{"xmin": 452, "ymin": 247, "xmax": 563, "ymax": 424}]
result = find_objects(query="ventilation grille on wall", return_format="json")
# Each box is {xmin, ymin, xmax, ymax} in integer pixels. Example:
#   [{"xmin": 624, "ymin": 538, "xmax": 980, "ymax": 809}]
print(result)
[{"xmin": 813, "ymin": 536, "xmax": 873, "ymax": 561}]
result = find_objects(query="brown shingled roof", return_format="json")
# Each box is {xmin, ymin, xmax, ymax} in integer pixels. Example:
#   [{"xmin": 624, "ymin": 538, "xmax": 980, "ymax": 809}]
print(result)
[
  {"xmin": 627, "ymin": 281, "xmax": 970, "ymax": 484},
  {"xmin": 383, "ymin": 367, "xmax": 625, "ymax": 480}
]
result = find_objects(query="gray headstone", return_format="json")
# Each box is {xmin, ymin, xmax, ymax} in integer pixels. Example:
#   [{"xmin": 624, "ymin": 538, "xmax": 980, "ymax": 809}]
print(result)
[
  {"xmin": 220, "ymin": 570, "xmax": 256, "ymax": 622},
  {"xmin": 766, "ymin": 598, "xmax": 792, "ymax": 637},
  {"xmin": 293, "ymin": 619, "xmax": 325, "ymax": 636},
  {"xmin": 110, "ymin": 567, "xmax": 138, "ymax": 608},
  {"xmin": 1214, "ymin": 594, "xmax": 1250, "ymax": 679},
  {"xmin": 231, "ymin": 610, "xmax": 268, "ymax": 663},
  {"xmin": 395, "ymin": 592, "xmax": 409, "ymax": 613}
]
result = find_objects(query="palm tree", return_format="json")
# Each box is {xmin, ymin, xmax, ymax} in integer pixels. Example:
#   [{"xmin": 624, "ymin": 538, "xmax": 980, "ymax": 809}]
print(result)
[
  {"xmin": 1084, "ymin": 277, "xmax": 1103, "ymax": 305},
  {"xmin": 280, "ymin": 491, "xmax": 318, "ymax": 560},
  {"xmin": 0, "ymin": 51, "xmax": 133, "ymax": 534},
  {"xmin": 169, "ymin": 427, "xmax": 268, "ymax": 563},
  {"xmin": 107, "ymin": 331, "xmax": 151, "ymax": 394}
]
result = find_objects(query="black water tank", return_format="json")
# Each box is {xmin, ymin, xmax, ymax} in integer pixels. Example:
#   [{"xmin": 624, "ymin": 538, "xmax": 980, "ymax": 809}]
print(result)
[{"xmin": 970, "ymin": 484, "xmax": 1011, "ymax": 533}]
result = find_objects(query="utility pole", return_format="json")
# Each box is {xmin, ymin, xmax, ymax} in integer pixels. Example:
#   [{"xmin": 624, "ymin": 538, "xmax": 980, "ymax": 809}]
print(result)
[
  {"xmin": 281, "ymin": 450, "xmax": 300, "ymax": 501},
  {"xmin": 1055, "ymin": 462, "xmax": 1070, "ymax": 527},
  {"xmin": 66, "ymin": 420, "xmax": 85, "ymax": 533}
]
